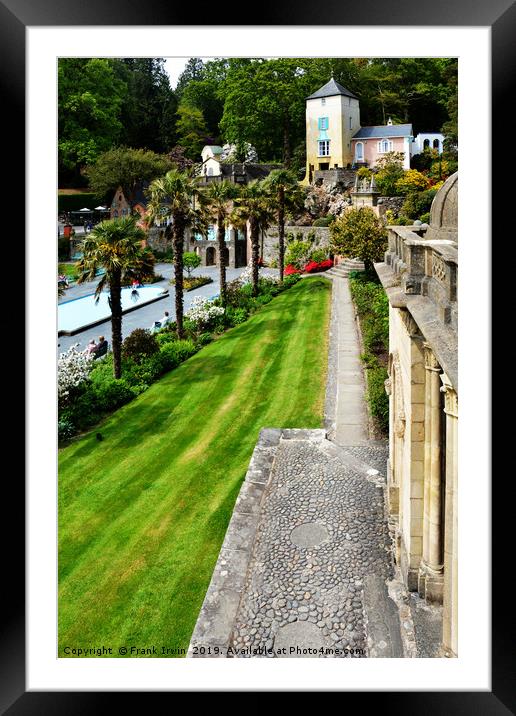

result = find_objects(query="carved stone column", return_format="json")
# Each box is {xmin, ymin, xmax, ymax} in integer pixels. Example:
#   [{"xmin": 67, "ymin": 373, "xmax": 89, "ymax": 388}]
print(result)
[
  {"xmin": 418, "ymin": 343, "xmax": 444, "ymax": 603},
  {"xmin": 440, "ymin": 372, "xmax": 458, "ymax": 656}
]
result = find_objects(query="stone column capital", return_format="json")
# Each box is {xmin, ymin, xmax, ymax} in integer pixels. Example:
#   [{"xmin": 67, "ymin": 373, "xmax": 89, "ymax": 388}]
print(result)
[
  {"xmin": 423, "ymin": 342, "xmax": 441, "ymax": 371},
  {"xmin": 440, "ymin": 372, "xmax": 458, "ymax": 417}
]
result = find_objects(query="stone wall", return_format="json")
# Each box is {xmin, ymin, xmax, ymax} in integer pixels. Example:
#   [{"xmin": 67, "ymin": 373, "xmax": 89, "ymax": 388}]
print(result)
[
  {"xmin": 377, "ymin": 196, "xmax": 405, "ymax": 219},
  {"xmin": 263, "ymin": 226, "xmax": 330, "ymax": 265},
  {"xmin": 313, "ymin": 168, "xmax": 357, "ymax": 188},
  {"xmin": 147, "ymin": 226, "xmax": 171, "ymax": 254}
]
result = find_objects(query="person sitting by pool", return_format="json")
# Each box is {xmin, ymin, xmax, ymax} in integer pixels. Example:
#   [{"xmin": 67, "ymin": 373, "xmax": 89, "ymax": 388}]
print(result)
[
  {"xmin": 85, "ymin": 339, "xmax": 97, "ymax": 355},
  {"xmin": 151, "ymin": 311, "xmax": 171, "ymax": 332},
  {"xmin": 93, "ymin": 336, "xmax": 108, "ymax": 359}
]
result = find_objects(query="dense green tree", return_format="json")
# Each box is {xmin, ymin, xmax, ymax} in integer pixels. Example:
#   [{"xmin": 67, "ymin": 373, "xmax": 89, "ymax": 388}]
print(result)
[
  {"xmin": 220, "ymin": 59, "xmax": 311, "ymax": 166},
  {"xmin": 117, "ymin": 59, "xmax": 178, "ymax": 153},
  {"xmin": 174, "ymin": 58, "xmax": 206, "ymax": 96},
  {"xmin": 146, "ymin": 170, "xmax": 206, "ymax": 338},
  {"xmin": 330, "ymin": 207, "xmax": 387, "ymax": 272},
  {"xmin": 76, "ymin": 216, "xmax": 155, "ymax": 378},
  {"xmin": 86, "ymin": 146, "xmax": 172, "ymax": 205},
  {"xmin": 175, "ymin": 104, "xmax": 211, "ymax": 161},
  {"xmin": 441, "ymin": 59, "xmax": 458, "ymax": 157},
  {"xmin": 202, "ymin": 180, "xmax": 240, "ymax": 306},
  {"xmin": 58, "ymin": 59, "xmax": 127, "ymax": 183},
  {"xmin": 180, "ymin": 78, "xmax": 224, "ymax": 140}
]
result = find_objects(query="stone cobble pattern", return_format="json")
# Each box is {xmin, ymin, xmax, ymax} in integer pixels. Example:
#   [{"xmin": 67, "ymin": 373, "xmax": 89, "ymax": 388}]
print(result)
[{"xmin": 229, "ymin": 438, "xmax": 393, "ymax": 657}]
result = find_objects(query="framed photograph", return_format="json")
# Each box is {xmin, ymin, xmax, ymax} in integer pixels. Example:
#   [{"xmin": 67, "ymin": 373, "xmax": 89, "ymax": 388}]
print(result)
[{"xmin": 5, "ymin": 0, "xmax": 509, "ymax": 708}]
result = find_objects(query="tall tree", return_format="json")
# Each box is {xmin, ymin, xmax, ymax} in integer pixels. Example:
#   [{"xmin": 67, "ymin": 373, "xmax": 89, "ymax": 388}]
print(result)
[
  {"xmin": 175, "ymin": 104, "xmax": 211, "ymax": 161},
  {"xmin": 117, "ymin": 58, "xmax": 178, "ymax": 153},
  {"xmin": 76, "ymin": 216, "xmax": 155, "ymax": 378},
  {"xmin": 86, "ymin": 146, "xmax": 172, "ymax": 206},
  {"xmin": 232, "ymin": 181, "xmax": 274, "ymax": 296},
  {"xmin": 58, "ymin": 58, "xmax": 127, "ymax": 184},
  {"xmin": 146, "ymin": 170, "xmax": 206, "ymax": 338},
  {"xmin": 263, "ymin": 169, "xmax": 304, "ymax": 282},
  {"xmin": 202, "ymin": 180, "xmax": 240, "ymax": 306},
  {"xmin": 175, "ymin": 58, "xmax": 206, "ymax": 97}
]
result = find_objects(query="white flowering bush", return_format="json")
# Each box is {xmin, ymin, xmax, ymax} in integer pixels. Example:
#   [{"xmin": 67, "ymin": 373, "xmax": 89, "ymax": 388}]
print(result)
[
  {"xmin": 58, "ymin": 344, "xmax": 95, "ymax": 405},
  {"xmin": 237, "ymin": 266, "xmax": 254, "ymax": 285},
  {"xmin": 185, "ymin": 296, "xmax": 225, "ymax": 328}
]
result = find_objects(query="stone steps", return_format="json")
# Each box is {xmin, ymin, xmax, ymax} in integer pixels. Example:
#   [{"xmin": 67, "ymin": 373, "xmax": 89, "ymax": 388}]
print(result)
[{"xmin": 327, "ymin": 258, "xmax": 365, "ymax": 278}]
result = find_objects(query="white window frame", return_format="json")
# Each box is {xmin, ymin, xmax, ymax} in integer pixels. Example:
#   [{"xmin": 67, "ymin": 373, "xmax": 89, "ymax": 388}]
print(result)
[
  {"xmin": 318, "ymin": 140, "xmax": 330, "ymax": 157},
  {"xmin": 378, "ymin": 139, "xmax": 393, "ymax": 153},
  {"xmin": 355, "ymin": 141, "xmax": 364, "ymax": 160}
]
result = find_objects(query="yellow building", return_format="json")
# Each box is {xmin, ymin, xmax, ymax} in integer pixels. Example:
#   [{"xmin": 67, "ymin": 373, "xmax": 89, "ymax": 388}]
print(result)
[{"xmin": 303, "ymin": 78, "xmax": 361, "ymax": 184}]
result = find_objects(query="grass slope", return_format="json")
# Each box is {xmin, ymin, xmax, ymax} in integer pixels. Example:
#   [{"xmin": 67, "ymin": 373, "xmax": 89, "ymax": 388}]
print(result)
[{"xmin": 58, "ymin": 276, "xmax": 331, "ymax": 656}]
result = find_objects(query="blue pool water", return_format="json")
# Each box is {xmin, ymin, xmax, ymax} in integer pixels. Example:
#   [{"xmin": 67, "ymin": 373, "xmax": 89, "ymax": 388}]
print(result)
[{"xmin": 58, "ymin": 286, "xmax": 169, "ymax": 335}]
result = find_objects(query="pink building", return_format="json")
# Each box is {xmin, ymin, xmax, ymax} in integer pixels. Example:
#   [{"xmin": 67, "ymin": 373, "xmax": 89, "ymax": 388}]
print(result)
[{"xmin": 351, "ymin": 119, "xmax": 413, "ymax": 170}]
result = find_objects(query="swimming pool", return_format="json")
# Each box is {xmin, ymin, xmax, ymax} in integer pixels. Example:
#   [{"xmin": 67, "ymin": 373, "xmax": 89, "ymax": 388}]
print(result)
[{"xmin": 58, "ymin": 286, "xmax": 169, "ymax": 336}]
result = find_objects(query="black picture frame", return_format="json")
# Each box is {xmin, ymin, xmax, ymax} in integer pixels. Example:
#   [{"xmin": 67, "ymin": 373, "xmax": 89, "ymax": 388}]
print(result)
[{"xmin": 6, "ymin": 0, "xmax": 510, "ymax": 710}]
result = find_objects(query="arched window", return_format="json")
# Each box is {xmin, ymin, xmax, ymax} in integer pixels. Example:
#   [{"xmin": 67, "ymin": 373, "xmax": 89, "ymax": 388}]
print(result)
[
  {"xmin": 355, "ymin": 142, "xmax": 364, "ymax": 161},
  {"xmin": 433, "ymin": 138, "xmax": 440, "ymax": 150},
  {"xmin": 423, "ymin": 138, "xmax": 430, "ymax": 150}
]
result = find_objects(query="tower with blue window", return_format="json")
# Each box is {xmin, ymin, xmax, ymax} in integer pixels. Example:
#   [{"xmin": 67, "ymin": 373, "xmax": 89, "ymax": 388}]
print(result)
[{"xmin": 303, "ymin": 78, "xmax": 361, "ymax": 184}]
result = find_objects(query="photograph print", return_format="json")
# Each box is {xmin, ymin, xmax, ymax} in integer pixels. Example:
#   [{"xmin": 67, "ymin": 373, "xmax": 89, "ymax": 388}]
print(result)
[{"xmin": 57, "ymin": 56, "xmax": 459, "ymax": 660}]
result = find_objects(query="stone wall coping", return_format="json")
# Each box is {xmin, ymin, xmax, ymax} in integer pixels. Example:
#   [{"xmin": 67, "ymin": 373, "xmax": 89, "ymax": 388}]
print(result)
[
  {"xmin": 374, "ymin": 261, "xmax": 457, "ymax": 389},
  {"xmin": 187, "ymin": 427, "xmax": 327, "ymax": 657}
]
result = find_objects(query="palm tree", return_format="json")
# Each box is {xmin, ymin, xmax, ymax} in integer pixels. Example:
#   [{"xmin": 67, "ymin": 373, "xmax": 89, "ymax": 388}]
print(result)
[
  {"xmin": 76, "ymin": 216, "xmax": 155, "ymax": 379},
  {"xmin": 263, "ymin": 169, "xmax": 304, "ymax": 282},
  {"xmin": 232, "ymin": 181, "xmax": 274, "ymax": 297},
  {"xmin": 146, "ymin": 169, "xmax": 206, "ymax": 339},
  {"xmin": 202, "ymin": 180, "xmax": 239, "ymax": 306}
]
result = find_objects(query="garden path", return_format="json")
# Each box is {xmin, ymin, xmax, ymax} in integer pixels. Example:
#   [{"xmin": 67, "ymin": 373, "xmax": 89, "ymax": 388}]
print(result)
[{"xmin": 189, "ymin": 276, "xmax": 414, "ymax": 658}]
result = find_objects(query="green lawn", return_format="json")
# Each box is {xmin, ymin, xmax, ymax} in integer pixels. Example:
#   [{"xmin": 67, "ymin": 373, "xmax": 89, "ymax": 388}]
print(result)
[{"xmin": 59, "ymin": 276, "xmax": 332, "ymax": 656}]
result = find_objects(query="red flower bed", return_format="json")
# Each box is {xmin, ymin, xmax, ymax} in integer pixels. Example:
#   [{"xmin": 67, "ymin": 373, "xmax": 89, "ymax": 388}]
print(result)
[
  {"xmin": 303, "ymin": 258, "xmax": 333, "ymax": 273},
  {"xmin": 285, "ymin": 264, "xmax": 302, "ymax": 275}
]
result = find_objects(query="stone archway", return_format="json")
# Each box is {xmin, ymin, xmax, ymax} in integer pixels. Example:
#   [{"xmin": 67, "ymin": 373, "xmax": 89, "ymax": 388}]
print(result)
[{"xmin": 206, "ymin": 246, "xmax": 216, "ymax": 266}]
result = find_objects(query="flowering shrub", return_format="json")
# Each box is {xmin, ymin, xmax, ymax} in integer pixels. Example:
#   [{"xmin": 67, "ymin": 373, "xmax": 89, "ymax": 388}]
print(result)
[
  {"xmin": 303, "ymin": 259, "xmax": 333, "ymax": 273},
  {"xmin": 185, "ymin": 296, "xmax": 225, "ymax": 328},
  {"xmin": 395, "ymin": 169, "xmax": 431, "ymax": 195},
  {"xmin": 236, "ymin": 266, "xmax": 254, "ymax": 285},
  {"xmin": 58, "ymin": 344, "xmax": 95, "ymax": 404}
]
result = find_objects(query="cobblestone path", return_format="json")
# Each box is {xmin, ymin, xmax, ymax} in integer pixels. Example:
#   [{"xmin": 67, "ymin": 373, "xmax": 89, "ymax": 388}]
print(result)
[{"xmin": 227, "ymin": 434, "xmax": 403, "ymax": 657}]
